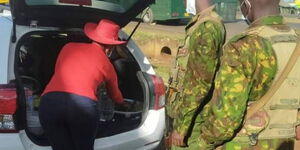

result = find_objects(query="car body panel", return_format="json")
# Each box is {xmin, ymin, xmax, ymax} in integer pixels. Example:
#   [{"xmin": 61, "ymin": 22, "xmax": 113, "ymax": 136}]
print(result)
[
  {"xmin": 0, "ymin": 133, "xmax": 24, "ymax": 150},
  {"xmin": 93, "ymin": 109, "xmax": 165, "ymax": 150}
]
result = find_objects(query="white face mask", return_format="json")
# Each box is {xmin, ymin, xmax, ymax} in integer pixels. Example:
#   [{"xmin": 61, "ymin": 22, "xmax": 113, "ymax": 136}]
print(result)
[
  {"xmin": 186, "ymin": 0, "xmax": 196, "ymax": 15},
  {"xmin": 240, "ymin": 0, "xmax": 252, "ymax": 25}
]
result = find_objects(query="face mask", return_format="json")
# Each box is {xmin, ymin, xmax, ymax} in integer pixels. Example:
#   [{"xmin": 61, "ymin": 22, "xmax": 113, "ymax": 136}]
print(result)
[
  {"xmin": 240, "ymin": 0, "xmax": 252, "ymax": 25},
  {"xmin": 186, "ymin": 0, "xmax": 196, "ymax": 15}
]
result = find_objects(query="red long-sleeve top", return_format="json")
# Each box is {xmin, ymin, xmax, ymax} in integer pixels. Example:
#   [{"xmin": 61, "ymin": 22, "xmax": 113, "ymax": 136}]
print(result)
[{"xmin": 42, "ymin": 42, "xmax": 123, "ymax": 104}]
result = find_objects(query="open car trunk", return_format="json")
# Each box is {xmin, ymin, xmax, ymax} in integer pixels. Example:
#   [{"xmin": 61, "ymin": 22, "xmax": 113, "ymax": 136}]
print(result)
[{"xmin": 14, "ymin": 30, "xmax": 147, "ymax": 145}]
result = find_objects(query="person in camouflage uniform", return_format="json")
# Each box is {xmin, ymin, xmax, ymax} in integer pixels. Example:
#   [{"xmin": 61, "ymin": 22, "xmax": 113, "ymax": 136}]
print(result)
[
  {"xmin": 165, "ymin": 0, "xmax": 226, "ymax": 149},
  {"xmin": 185, "ymin": 0, "xmax": 299, "ymax": 149}
]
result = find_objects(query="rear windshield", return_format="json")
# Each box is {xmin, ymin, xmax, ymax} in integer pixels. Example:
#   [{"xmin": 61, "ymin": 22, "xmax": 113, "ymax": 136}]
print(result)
[{"xmin": 25, "ymin": 0, "xmax": 139, "ymax": 13}]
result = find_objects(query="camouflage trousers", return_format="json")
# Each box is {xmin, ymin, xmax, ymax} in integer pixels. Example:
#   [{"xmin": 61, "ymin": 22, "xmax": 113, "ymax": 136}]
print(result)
[{"xmin": 171, "ymin": 122, "xmax": 295, "ymax": 150}]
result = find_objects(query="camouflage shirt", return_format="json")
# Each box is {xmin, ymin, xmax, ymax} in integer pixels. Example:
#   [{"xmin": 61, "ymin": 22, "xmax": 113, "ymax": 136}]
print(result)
[
  {"xmin": 167, "ymin": 6, "xmax": 226, "ymax": 136},
  {"xmin": 196, "ymin": 16, "xmax": 284, "ymax": 149}
]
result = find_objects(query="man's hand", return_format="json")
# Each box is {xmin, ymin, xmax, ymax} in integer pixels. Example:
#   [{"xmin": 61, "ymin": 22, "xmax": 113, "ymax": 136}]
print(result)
[
  {"xmin": 296, "ymin": 125, "xmax": 300, "ymax": 140},
  {"xmin": 171, "ymin": 131, "xmax": 186, "ymax": 147}
]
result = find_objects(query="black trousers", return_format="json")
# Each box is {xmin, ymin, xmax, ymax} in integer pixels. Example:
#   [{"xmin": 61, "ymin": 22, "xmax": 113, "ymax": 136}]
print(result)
[{"xmin": 39, "ymin": 92, "xmax": 99, "ymax": 150}]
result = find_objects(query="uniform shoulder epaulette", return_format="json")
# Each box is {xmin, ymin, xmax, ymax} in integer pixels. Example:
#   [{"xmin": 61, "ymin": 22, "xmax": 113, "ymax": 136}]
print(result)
[
  {"xmin": 245, "ymin": 26, "xmax": 264, "ymax": 36},
  {"xmin": 227, "ymin": 33, "xmax": 248, "ymax": 43}
]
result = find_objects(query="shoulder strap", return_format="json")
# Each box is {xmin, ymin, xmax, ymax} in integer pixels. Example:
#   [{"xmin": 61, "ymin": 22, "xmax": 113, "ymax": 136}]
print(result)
[{"xmin": 246, "ymin": 39, "xmax": 300, "ymax": 119}]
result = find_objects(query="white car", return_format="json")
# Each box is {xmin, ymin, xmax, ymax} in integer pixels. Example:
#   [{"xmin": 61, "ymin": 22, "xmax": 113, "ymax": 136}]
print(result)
[{"xmin": 0, "ymin": 0, "xmax": 166, "ymax": 149}]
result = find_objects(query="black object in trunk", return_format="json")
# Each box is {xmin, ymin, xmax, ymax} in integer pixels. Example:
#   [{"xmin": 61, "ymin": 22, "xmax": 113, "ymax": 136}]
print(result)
[{"xmin": 97, "ymin": 112, "xmax": 142, "ymax": 138}]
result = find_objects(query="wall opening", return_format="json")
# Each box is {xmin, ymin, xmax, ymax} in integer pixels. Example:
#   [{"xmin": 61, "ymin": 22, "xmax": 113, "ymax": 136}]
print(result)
[{"xmin": 160, "ymin": 46, "xmax": 172, "ymax": 55}]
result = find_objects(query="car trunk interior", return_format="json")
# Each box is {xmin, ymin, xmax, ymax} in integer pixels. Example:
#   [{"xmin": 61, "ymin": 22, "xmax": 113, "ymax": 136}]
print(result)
[{"xmin": 14, "ymin": 31, "xmax": 146, "ymax": 145}]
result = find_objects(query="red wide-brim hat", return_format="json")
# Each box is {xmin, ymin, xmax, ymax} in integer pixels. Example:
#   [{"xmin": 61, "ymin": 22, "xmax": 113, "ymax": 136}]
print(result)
[{"xmin": 84, "ymin": 19, "xmax": 126, "ymax": 45}]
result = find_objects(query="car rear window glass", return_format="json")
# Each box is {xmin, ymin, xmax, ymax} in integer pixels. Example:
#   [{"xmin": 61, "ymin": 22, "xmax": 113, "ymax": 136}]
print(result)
[{"xmin": 25, "ymin": 0, "xmax": 139, "ymax": 13}]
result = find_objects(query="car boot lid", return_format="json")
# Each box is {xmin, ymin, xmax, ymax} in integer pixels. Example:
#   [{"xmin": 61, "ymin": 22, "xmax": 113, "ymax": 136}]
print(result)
[{"xmin": 11, "ymin": 0, "xmax": 154, "ymax": 28}]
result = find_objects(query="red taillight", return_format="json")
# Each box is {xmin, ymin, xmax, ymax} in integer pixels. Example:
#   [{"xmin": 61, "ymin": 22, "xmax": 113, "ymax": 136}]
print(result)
[
  {"xmin": 150, "ymin": 75, "xmax": 165, "ymax": 110},
  {"xmin": 0, "ymin": 85, "xmax": 18, "ymax": 133}
]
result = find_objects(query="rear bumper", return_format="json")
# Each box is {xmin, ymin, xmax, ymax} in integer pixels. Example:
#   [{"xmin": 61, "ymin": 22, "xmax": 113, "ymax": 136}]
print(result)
[
  {"xmin": 94, "ymin": 109, "xmax": 165, "ymax": 150},
  {"xmin": 0, "ymin": 133, "xmax": 24, "ymax": 150},
  {"xmin": 17, "ymin": 109, "xmax": 165, "ymax": 150}
]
